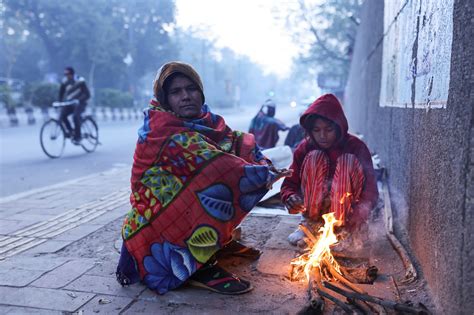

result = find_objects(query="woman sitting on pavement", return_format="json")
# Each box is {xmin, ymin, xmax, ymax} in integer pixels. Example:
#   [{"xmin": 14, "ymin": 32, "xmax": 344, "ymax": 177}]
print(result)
[
  {"xmin": 116, "ymin": 61, "xmax": 291, "ymax": 295},
  {"xmin": 280, "ymin": 94, "xmax": 378, "ymax": 247}
]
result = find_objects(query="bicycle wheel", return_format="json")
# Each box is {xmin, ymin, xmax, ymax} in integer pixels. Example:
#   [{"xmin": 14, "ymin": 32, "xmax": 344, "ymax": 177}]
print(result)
[
  {"xmin": 40, "ymin": 119, "xmax": 65, "ymax": 158},
  {"xmin": 80, "ymin": 116, "xmax": 99, "ymax": 153}
]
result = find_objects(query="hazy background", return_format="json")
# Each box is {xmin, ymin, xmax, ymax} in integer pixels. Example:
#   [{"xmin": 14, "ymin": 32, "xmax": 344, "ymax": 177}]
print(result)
[{"xmin": 0, "ymin": 0, "xmax": 362, "ymax": 110}]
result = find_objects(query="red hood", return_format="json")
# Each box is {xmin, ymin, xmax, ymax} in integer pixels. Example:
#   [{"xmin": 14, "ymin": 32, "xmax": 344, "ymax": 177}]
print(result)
[{"xmin": 300, "ymin": 94, "xmax": 348, "ymax": 140}]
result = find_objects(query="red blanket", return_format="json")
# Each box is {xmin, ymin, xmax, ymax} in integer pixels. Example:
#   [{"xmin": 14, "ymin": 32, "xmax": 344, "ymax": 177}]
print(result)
[{"xmin": 121, "ymin": 101, "xmax": 273, "ymax": 294}]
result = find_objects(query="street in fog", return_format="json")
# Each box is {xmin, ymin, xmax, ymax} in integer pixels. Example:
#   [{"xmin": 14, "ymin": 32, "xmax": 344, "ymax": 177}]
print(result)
[{"xmin": 0, "ymin": 121, "xmax": 140, "ymax": 197}]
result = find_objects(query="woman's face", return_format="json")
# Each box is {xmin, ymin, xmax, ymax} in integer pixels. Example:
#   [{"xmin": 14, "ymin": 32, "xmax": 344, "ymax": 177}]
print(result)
[
  {"xmin": 166, "ymin": 75, "xmax": 203, "ymax": 118},
  {"xmin": 310, "ymin": 118, "xmax": 338, "ymax": 149}
]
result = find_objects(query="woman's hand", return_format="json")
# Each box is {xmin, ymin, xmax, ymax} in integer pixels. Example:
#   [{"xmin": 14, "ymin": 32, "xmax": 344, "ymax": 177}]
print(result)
[
  {"xmin": 273, "ymin": 167, "xmax": 293, "ymax": 178},
  {"xmin": 285, "ymin": 194, "xmax": 306, "ymax": 214},
  {"xmin": 266, "ymin": 167, "xmax": 293, "ymax": 189}
]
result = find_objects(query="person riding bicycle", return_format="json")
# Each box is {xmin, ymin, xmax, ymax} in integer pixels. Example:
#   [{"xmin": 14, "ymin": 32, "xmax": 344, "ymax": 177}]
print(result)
[{"xmin": 58, "ymin": 67, "xmax": 91, "ymax": 144}]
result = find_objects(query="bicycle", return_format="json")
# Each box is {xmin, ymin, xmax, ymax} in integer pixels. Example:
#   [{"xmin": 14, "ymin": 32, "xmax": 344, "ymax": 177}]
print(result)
[{"xmin": 40, "ymin": 100, "xmax": 100, "ymax": 158}]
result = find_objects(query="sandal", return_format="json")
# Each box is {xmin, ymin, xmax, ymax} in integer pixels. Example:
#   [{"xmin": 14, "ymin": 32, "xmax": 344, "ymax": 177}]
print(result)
[
  {"xmin": 218, "ymin": 240, "xmax": 262, "ymax": 260},
  {"xmin": 188, "ymin": 263, "xmax": 253, "ymax": 295}
]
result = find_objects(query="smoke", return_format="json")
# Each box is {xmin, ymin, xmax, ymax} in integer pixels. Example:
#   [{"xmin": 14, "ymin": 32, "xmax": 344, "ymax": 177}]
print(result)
[{"xmin": 388, "ymin": 186, "xmax": 410, "ymax": 229}]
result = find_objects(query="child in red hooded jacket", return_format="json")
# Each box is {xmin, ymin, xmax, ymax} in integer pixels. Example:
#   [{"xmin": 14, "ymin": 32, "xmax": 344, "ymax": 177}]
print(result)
[{"xmin": 280, "ymin": 94, "xmax": 378, "ymax": 246}]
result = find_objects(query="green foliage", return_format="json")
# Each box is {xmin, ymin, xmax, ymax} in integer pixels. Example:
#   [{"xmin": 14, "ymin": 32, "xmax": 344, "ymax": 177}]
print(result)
[
  {"xmin": 31, "ymin": 83, "xmax": 60, "ymax": 108},
  {"xmin": 1, "ymin": 0, "xmax": 178, "ymax": 92},
  {"xmin": 95, "ymin": 88, "xmax": 133, "ymax": 108},
  {"xmin": 0, "ymin": 85, "xmax": 14, "ymax": 108}
]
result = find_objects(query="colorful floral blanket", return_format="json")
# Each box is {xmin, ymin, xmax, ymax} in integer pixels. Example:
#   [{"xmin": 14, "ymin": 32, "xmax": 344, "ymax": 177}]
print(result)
[{"xmin": 121, "ymin": 100, "xmax": 274, "ymax": 294}]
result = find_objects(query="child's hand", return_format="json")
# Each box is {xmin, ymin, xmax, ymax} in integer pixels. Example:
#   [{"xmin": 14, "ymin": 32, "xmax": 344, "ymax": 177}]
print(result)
[{"xmin": 286, "ymin": 194, "xmax": 306, "ymax": 214}]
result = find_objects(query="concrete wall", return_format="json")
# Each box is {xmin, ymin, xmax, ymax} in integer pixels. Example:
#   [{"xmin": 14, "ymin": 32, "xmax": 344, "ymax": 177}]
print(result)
[{"xmin": 344, "ymin": 0, "xmax": 473, "ymax": 313}]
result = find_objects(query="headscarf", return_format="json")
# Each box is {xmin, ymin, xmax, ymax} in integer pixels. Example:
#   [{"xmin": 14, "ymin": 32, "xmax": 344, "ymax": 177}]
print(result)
[{"xmin": 153, "ymin": 61, "xmax": 205, "ymax": 109}]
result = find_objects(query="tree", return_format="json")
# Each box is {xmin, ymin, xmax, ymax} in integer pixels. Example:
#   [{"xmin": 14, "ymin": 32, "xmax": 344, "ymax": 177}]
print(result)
[
  {"xmin": 277, "ymin": 0, "xmax": 363, "ymax": 89},
  {"xmin": 1, "ymin": 0, "xmax": 178, "ymax": 95}
]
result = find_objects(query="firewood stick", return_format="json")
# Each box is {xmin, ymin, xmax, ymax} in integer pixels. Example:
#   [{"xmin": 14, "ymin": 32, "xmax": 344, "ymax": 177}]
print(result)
[
  {"xmin": 289, "ymin": 264, "xmax": 295, "ymax": 281},
  {"xmin": 383, "ymin": 179, "xmax": 418, "ymax": 283},
  {"xmin": 339, "ymin": 265, "xmax": 378, "ymax": 284},
  {"xmin": 332, "ymin": 251, "xmax": 368, "ymax": 262},
  {"xmin": 387, "ymin": 232, "xmax": 418, "ymax": 283},
  {"xmin": 323, "ymin": 281, "xmax": 430, "ymax": 315},
  {"xmin": 391, "ymin": 275, "xmax": 401, "ymax": 302},
  {"xmin": 324, "ymin": 261, "xmax": 380, "ymax": 314},
  {"xmin": 338, "ymin": 266, "xmax": 359, "ymax": 283},
  {"xmin": 323, "ymin": 259, "xmax": 366, "ymax": 295},
  {"xmin": 382, "ymin": 179, "xmax": 394, "ymax": 233},
  {"xmin": 307, "ymin": 271, "xmax": 325, "ymax": 313},
  {"xmin": 299, "ymin": 224, "xmax": 319, "ymax": 244},
  {"xmin": 303, "ymin": 237, "xmax": 314, "ymax": 248},
  {"xmin": 313, "ymin": 269, "xmax": 361, "ymax": 315},
  {"xmin": 316, "ymin": 288, "xmax": 361, "ymax": 314},
  {"xmin": 347, "ymin": 298, "xmax": 371, "ymax": 315}
]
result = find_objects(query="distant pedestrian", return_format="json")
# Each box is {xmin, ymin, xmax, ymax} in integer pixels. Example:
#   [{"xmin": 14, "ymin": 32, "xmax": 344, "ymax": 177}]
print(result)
[
  {"xmin": 248, "ymin": 99, "xmax": 289, "ymax": 149},
  {"xmin": 280, "ymin": 94, "xmax": 378, "ymax": 247},
  {"xmin": 284, "ymin": 123, "xmax": 305, "ymax": 151},
  {"xmin": 58, "ymin": 67, "xmax": 90, "ymax": 144},
  {"xmin": 116, "ymin": 61, "xmax": 291, "ymax": 296}
]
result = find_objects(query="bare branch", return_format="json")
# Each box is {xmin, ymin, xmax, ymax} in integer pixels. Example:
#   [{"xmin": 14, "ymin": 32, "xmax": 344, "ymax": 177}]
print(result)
[{"xmin": 298, "ymin": 0, "xmax": 349, "ymax": 62}]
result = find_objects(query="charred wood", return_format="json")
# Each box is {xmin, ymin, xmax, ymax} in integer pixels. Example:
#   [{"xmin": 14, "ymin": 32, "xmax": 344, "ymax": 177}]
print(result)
[{"xmin": 323, "ymin": 281, "xmax": 431, "ymax": 315}]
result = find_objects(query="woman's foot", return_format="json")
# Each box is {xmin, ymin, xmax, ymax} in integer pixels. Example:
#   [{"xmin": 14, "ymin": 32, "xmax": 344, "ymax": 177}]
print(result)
[
  {"xmin": 188, "ymin": 263, "xmax": 253, "ymax": 295},
  {"xmin": 218, "ymin": 240, "xmax": 261, "ymax": 260}
]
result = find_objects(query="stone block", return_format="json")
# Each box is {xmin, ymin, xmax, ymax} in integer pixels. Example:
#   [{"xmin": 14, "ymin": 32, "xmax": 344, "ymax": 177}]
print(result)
[
  {"xmin": 0, "ymin": 305, "xmax": 62, "ymax": 314},
  {"xmin": 0, "ymin": 268, "xmax": 45, "ymax": 286},
  {"xmin": 31, "ymin": 259, "xmax": 97, "ymax": 289},
  {"xmin": 122, "ymin": 300, "xmax": 223, "ymax": 315},
  {"xmin": 64, "ymin": 274, "xmax": 145, "ymax": 297},
  {"xmin": 0, "ymin": 286, "xmax": 95, "ymax": 312},
  {"xmin": 87, "ymin": 210, "xmax": 125, "ymax": 225},
  {"xmin": 52, "ymin": 224, "xmax": 103, "ymax": 241},
  {"xmin": 9, "ymin": 213, "xmax": 55, "ymax": 222},
  {"xmin": 18, "ymin": 240, "xmax": 72, "ymax": 256},
  {"xmin": 0, "ymin": 220, "xmax": 37, "ymax": 235},
  {"xmin": 85, "ymin": 260, "xmax": 117, "ymax": 277},
  {"xmin": 0, "ymin": 256, "xmax": 68, "ymax": 271},
  {"xmin": 74, "ymin": 294, "xmax": 133, "ymax": 314},
  {"xmin": 138, "ymin": 286, "xmax": 227, "ymax": 309}
]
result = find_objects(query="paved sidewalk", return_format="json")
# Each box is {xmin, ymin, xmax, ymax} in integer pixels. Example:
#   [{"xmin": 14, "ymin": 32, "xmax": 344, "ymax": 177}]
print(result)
[
  {"xmin": 0, "ymin": 167, "xmax": 305, "ymax": 314},
  {"xmin": 0, "ymin": 167, "xmax": 433, "ymax": 314}
]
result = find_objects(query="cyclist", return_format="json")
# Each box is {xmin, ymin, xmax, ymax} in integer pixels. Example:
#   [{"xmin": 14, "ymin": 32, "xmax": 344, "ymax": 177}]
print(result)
[{"xmin": 58, "ymin": 67, "xmax": 90, "ymax": 144}]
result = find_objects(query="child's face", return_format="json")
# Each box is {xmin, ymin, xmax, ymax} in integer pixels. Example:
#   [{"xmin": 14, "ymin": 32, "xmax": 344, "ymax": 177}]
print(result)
[{"xmin": 311, "ymin": 118, "xmax": 338, "ymax": 149}]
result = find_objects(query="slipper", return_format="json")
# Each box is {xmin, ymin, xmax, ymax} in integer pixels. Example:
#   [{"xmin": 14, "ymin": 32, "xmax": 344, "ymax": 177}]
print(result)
[
  {"xmin": 188, "ymin": 264, "xmax": 253, "ymax": 295},
  {"xmin": 218, "ymin": 240, "xmax": 261, "ymax": 260}
]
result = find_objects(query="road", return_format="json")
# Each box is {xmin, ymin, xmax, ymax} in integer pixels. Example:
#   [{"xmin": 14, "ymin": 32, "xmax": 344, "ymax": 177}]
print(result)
[
  {"xmin": 0, "ymin": 105, "xmax": 303, "ymax": 198},
  {"xmin": 0, "ymin": 121, "xmax": 141, "ymax": 197}
]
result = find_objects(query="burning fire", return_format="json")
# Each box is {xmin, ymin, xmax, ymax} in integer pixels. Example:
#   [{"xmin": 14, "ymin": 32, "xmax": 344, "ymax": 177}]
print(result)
[
  {"xmin": 339, "ymin": 192, "xmax": 352, "ymax": 204},
  {"xmin": 290, "ymin": 212, "xmax": 343, "ymax": 281}
]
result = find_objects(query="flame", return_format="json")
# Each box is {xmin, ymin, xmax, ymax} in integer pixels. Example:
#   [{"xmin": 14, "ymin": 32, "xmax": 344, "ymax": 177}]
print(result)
[
  {"xmin": 290, "ymin": 212, "xmax": 343, "ymax": 281},
  {"xmin": 339, "ymin": 192, "xmax": 352, "ymax": 204}
]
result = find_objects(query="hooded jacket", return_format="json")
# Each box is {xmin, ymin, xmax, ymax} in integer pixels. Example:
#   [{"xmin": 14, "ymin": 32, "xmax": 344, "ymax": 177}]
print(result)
[{"xmin": 280, "ymin": 94, "xmax": 378, "ymax": 222}]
